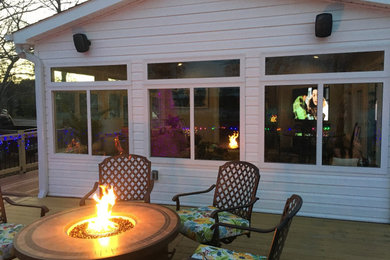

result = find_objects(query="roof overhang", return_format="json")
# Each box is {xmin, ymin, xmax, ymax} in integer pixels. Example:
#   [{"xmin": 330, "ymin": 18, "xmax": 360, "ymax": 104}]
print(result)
[
  {"xmin": 11, "ymin": 0, "xmax": 143, "ymax": 46},
  {"xmin": 10, "ymin": 0, "xmax": 390, "ymax": 46}
]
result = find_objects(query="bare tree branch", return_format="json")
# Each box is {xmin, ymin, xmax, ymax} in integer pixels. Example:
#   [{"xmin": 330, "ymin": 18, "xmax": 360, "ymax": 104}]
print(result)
[{"xmin": 0, "ymin": 0, "xmax": 88, "ymax": 111}]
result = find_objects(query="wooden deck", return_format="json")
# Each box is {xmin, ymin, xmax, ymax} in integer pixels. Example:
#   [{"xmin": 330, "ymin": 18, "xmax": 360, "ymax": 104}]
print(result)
[{"xmin": 2, "ymin": 170, "xmax": 390, "ymax": 260}]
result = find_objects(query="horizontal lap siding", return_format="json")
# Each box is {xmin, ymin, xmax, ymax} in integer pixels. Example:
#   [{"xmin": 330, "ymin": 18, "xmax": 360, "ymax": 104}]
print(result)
[{"xmin": 40, "ymin": 0, "xmax": 390, "ymax": 223}]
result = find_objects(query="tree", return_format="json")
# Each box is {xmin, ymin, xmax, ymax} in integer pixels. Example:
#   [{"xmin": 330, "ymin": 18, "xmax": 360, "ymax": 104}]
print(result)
[
  {"xmin": 0, "ymin": 0, "xmax": 38, "ymax": 111},
  {"xmin": 0, "ymin": 0, "xmax": 87, "ymax": 119},
  {"xmin": 37, "ymin": 0, "xmax": 85, "ymax": 14}
]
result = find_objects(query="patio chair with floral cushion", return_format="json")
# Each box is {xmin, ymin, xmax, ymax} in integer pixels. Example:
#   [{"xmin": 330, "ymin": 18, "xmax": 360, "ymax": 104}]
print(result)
[
  {"xmin": 172, "ymin": 161, "xmax": 260, "ymax": 247},
  {"xmin": 190, "ymin": 194, "xmax": 303, "ymax": 260},
  {"xmin": 0, "ymin": 186, "xmax": 49, "ymax": 260},
  {"xmin": 80, "ymin": 154, "xmax": 154, "ymax": 206}
]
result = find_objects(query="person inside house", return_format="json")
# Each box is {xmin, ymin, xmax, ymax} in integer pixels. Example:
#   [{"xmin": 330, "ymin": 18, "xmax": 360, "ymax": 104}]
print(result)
[{"xmin": 293, "ymin": 92, "xmax": 308, "ymax": 120}]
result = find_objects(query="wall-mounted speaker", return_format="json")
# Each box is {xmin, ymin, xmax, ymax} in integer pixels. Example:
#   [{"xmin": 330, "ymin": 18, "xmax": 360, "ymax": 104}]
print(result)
[
  {"xmin": 73, "ymin": 33, "xmax": 91, "ymax": 52},
  {"xmin": 315, "ymin": 13, "xmax": 332, "ymax": 38}
]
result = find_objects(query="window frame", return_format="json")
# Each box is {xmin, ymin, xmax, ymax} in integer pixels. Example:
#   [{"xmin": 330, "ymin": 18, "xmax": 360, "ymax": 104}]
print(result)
[
  {"xmin": 260, "ymin": 47, "xmax": 389, "ymax": 174},
  {"xmin": 46, "ymin": 60, "xmax": 132, "ymax": 159},
  {"xmin": 144, "ymin": 56, "xmax": 245, "ymax": 165}
]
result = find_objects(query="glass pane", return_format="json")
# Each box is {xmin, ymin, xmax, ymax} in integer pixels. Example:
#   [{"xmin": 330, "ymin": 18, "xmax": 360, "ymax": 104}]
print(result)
[
  {"xmin": 195, "ymin": 87, "xmax": 239, "ymax": 160},
  {"xmin": 148, "ymin": 59, "xmax": 240, "ymax": 79},
  {"xmin": 54, "ymin": 91, "xmax": 88, "ymax": 154},
  {"xmin": 150, "ymin": 89, "xmax": 190, "ymax": 158},
  {"xmin": 51, "ymin": 65, "xmax": 127, "ymax": 82},
  {"xmin": 322, "ymin": 83, "xmax": 382, "ymax": 167},
  {"xmin": 266, "ymin": 51, "xmax": 384, "ymax": 75},
  {"xmin": 91, "ymin": 90, "xmax": 128, "ymax": 156},
  {"xmin": 265, "ymin": 85, "xmax": 317, "ymax": 164}
]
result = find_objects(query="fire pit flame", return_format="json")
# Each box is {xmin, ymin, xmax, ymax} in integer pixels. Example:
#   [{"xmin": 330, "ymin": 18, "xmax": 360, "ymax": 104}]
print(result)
[
  {"xmin": 67, "ymin": 185, "xmax": 135, "ymax": 239},
  {"xmin": 86, "ymin": 185, "xmax": 118, "ymax": 235},
  {"xmin": 228, "ymin": 131, "xmax": 239, "ymax": 149}
]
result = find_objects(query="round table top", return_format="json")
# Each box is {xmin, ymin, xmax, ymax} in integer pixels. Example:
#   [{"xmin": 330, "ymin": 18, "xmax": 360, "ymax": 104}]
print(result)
[{"xmin": 14, "ymin": 202, "xmax": 180, "ymax": 260}]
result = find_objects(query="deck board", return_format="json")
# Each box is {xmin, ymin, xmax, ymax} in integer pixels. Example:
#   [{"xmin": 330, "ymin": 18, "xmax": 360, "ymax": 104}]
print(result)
[{"xmin": 1, "ymin": 171, "xmax": 390, "ymax": 259}]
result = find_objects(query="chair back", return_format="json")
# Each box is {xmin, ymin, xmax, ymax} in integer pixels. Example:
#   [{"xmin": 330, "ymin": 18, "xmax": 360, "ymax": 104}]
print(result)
[
  {"xmin": 213, "ymin": 161, "xmax": 260, "ymax": 220},
  {"xmin": 99, "ymin": 154, "xmax": 153, "ymax": 202},
  {"xmin": 267, "ymin": 194, "xmax": 303, "ymax": 260},
  {"xmin": 0, "ymin": 187, "xmax": 7, "ymax": 223}
]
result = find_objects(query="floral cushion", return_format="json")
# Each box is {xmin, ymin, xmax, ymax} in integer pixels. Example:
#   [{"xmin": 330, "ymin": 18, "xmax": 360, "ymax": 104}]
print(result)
[
  {"xmin": 0, "ymin": 223, "xmax": 24, "ymax": 260},
  {"xmin": 177, "ymin": 206, "xmax": 249, "ymax": 243},
  {"xmin": 191, "ymin": 244, "xmax": 266, "ymax": 260}
]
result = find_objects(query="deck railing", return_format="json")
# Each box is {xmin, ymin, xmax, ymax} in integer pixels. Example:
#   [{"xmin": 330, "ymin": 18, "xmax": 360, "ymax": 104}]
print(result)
[{"xmin": 0, "ymin": 128, "xmax": 38, "ymax": 176}]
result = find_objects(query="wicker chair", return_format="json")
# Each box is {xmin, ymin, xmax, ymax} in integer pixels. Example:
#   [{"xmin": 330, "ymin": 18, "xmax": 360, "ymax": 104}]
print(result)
[
  {"xmin": 190, "ymin": 194, "xmax": 303, "ymax": 260},
  {"xmin": 0, "ymin": 186, "xmax": 49, "ymax": 260},
  {"xmin": 172, "ymin": 161, "xmax": 260, "ymax": 246},
  {"xmin": 80, "ymin": 154, "xmax": 154, "ymax": 206}
]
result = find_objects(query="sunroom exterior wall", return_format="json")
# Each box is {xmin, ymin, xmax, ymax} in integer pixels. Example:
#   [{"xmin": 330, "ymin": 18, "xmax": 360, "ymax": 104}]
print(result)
[{"xmin": 34, "ymin": 0, "xmax": 390, "ymax": 223}]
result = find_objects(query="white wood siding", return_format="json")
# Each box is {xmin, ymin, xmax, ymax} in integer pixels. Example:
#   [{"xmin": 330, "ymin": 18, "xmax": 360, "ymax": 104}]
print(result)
[{"xmin": 37, "ymin": 0, "xmax": 390, "ymax": 223}]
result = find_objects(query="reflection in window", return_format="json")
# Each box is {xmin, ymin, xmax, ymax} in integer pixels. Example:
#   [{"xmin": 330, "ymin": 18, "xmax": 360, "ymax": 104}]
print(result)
[
  {"xmin": 322, "ymin": 83, "xmax": 382, "ymax": 167},
  {"xmin": 265, "ymin": 85, "xmax": 317, "ymax": 164},
  {"xmin": 266, "ymin": 51, "xmax": 384, "ymax": 75},
  {"xmin": 148, "ymin": 59, "xmax": 240, "ymax": 79},
  {"xmin": 149, "ymin": 89, "xmax": 190, "ymax": 158},
  {"xmin": 51, "ymin": 65, "xmax": 127, "ymax": 82},
  {"xmin": 54, "ymin": 91, "xmax": 88, "ymax": 154},
  {"xmin": 91, "ymin": 90, "xmax": 128, "ymax": 156},
  {"xmin": 195, "ymin": 87, "xmax": 239, "ymax": 160}
]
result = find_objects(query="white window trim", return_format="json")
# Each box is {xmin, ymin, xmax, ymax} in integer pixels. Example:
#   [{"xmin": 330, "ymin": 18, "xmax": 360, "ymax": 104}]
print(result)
[
  {"xmin": 259, "ymin": 47, "xmax": 389, "ymax": 175},
  {"xmin": 46, "ymin": 60, "xmax": 133, "ymax": 159},
  {"xmin": 46, "ymin": 59, "xmax": 132, "ymax": 88},
  {"xmin": 143, "ymin": 55, "xmax": 246, "ymax": 166}
]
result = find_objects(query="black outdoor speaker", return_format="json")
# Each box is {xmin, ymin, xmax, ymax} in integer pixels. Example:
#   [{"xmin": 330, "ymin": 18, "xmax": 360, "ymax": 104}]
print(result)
[
  {"xmin": 73, "ymin": 33, "xmax": 91, "ymax": 52},
  {"xmin": 315, "ymin": 13, "xmax": 332, "ymax": 38}
]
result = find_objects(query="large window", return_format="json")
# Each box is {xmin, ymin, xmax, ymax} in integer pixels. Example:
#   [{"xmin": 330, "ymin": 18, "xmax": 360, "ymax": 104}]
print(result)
[
  {"xmin": 91, "ymin": 90, "xmax": 128, "ymax": 156},
  {"xmin": 265, "ymin": 85, "xmax": 317, "ymax": 164},
  {"xmin": 54, "ymin": 90, "xmax": 128, "ymax": 156},
  {"xmin": 322, "ymin": 83, "xmax": 382, "ymax": 167},
  {"xmin": 264, "ymin": 50, "xmax": 385, "ymax": 168},
  {"xmin": 54, "ymin": 91, "xmax": 88, "ymax": 154},
  {"xmin": 148, "ymin": 58, "xmax": 241, "ymax": 160},
  {"xmin": 149, "ymin": 87, "xmax": 240, "ymax": 160},
  {"xmin": 150, "ymin": 89, "xmax": 190, "ymax": 158}
]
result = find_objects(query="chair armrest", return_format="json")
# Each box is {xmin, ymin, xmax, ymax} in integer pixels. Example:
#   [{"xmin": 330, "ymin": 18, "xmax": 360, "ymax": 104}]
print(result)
[
  {"xmin": 172, "ymin": 184, "xmax": 216, "ymax": 211},
  {"xmin": 209, "ymin": 197, "xmax": 259, "ymax": 219},
  {"xmin": 3, "ymin": 196, "xmax": 49, "ymax": 217},
  {"xmin": 211, "ymin": 221, "xmax": 277, "ymax": 234},
  {"xmin": 144, "ymin": 179, "xmax": 155, "ymax": 203},
  {"xmin": 79, "ymin": 182, "xmax": 99, "ymax": 206},
  {"xmin": 2, "ymin": 192, "xmax": 32, "ymax": 197},
  {"xmin": 211, "ymin": 209, "xmax": 291, "ymax": 235}
]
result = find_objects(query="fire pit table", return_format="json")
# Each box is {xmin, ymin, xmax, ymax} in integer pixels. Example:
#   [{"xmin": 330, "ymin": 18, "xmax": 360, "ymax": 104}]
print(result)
[{"xmin": 13, "ymin": 202, "xmax": 180, "ymax": 260}]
